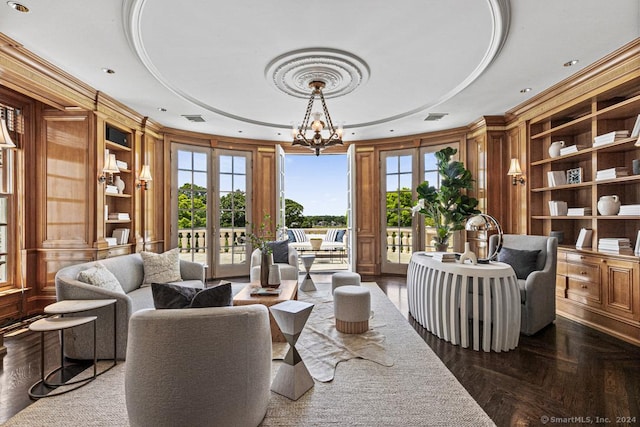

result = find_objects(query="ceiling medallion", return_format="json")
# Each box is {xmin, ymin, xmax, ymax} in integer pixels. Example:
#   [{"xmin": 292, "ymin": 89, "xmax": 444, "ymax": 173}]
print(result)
[{"xmin": 265, "ymin": 48, "xmax": 370, "ymax": 99}]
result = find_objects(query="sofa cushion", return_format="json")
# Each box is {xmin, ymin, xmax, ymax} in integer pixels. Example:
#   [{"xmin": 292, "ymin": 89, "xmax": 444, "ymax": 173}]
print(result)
[
  {"xmin": 291, "ymin": 229, "xmax": 308, "ymax": 242},
  {"xmin": 335, "ymin": 229, "xmax": 346, "ymax": 242},
  {"xmin": 267, "ymin": 240, "xmax": 289, "ymax": 264},
  {"xmin": 152, "ymin": 282, "xmax": 233, "ymax": 309},
  {"xmin": 286, "ymin": 229, "xmax": 296, "ymax": 242},
  {"xmin": 190, "ymin": 283, "xmax": 232, "ymax": 308},
  {"xmin": 498, "ymin": 247, "xmax": 541, "ymax": 280},
  {"xmin": 324, "ymin": 229, "xmax": 339, "ymax": 242},
  {"xmin": 141, "ymin": 248, "xmax": 182, "ymax": 285},
  {"xmin": 77, "ymin": 263, "xmax": 125, "ymax": 294}
]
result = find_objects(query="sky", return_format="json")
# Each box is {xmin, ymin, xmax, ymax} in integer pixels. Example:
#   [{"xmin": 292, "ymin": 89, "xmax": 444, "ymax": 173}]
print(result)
[{"xmin": 285, "ymin": 154, "xmax": 347, "ymax": 216}]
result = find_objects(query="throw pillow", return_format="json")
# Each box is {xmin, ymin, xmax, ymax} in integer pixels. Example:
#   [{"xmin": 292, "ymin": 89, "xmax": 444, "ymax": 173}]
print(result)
[
  {"xmin": 286, "ymin": 229, "xmax": 296, "ymax": 242},
  {"xmin": 77, "ymin": 263, "xmax": 125, "ymax": 294},
  {"xmin": 324, "ymin": 229, "xmax": 339, "ymax": 242},
  {"xmin": 497, "ymin": 247, "xmax": 541, "ymax": 280},
  {"xmin": 151, "ymin": 283, "xmax": 199, "ymax": 309},
  {"xmin": 141, "ymin": 248, "xmax": 182, "ymax": 285},
  {"xmin": 335, "ymin": 229, "xmax": 346, "ymax": 242},
  {"xmin": 267, "ymin": 240, "xmax": 289, "ymax": 264},
  {"xmin": 189, "ymin": 282, "xmax": 232, "ymax": 308},
  {"xmin": 291, "ymin": 229, "xmax": 307, "ymax": 242}
]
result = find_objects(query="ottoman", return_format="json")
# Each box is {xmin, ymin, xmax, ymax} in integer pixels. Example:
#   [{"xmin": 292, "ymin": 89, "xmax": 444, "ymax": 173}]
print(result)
[
  {"xmin": 331, "ymin": 272, "xmax": 361, "ymax": 293},
  {"xmin": 334, "ymin": 285, "xmax": 370, "ymax": 334}
]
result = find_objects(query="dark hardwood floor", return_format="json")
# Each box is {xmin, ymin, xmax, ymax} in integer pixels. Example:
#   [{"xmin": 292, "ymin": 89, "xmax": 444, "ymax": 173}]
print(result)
[{"xmin": 1, "ymin": 273, "xmax": 639, "ymax": 426}]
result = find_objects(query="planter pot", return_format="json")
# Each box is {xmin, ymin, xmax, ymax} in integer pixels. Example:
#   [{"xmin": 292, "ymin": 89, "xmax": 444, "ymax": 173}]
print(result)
[
  {"xmin": 434, "ymin": 243, "xmax": 448, "ymax": 252},
  {"xmin": 260, "ymin": 252, "xmax": 273, "ymax": 287}
]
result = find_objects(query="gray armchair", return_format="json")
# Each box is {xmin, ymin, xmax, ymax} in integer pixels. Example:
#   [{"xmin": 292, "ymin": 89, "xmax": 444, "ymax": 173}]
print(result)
[{"xmin": 489, "ymin": 234, "xmax": 558, "ymax": 335}]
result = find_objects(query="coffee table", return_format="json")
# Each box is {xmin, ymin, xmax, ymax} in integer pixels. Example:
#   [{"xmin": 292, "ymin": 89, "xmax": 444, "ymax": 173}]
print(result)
[{"xmin": 232, "ymin": 280, "xmax": 298, "ymax": 342}]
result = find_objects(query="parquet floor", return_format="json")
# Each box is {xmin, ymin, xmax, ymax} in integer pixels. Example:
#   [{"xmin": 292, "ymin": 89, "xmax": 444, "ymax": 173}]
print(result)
[{"xmin": 1, "ymin": 273, "xmax": 639, "ymax": 427}]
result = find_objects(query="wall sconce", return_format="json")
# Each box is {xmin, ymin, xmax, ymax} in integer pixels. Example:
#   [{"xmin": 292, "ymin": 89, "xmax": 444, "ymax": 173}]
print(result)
[
  {"xmin": 136, "ymin": 164, "xmax": 152, "ymax": 190},
  {"xmin": 0, "ymin": 108, "xmax": 17, "ymax": 149},
  {"xmin": 99, "ymin": 153, "xmax": 120, "ymax": 184},
  {"xmin": 507, "ymin": 158, "xmax": 525, "ymax": 185}
]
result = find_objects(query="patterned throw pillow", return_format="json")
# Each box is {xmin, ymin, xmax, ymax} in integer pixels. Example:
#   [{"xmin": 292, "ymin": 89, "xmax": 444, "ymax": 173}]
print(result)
[
  {"xmin": 77, "ymin": 263, "xmax": 125, "ymax": 294},
  {"xmin": 291, "ymin": 229, "xmax": 308, "ymax": 242},
  {"xmin": 141, "ymin": 248, "xmax": 182, "ymax": 285},
  {"xmin": 324, "ymin": 229, "xmax": 339, "ymax": 242}
]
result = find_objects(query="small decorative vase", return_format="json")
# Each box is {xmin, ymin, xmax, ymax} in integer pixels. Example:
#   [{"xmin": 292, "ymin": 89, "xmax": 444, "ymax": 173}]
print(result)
[
  {"xmin": 260, "ymin": 251, "xmax": 272, "ymax": 287},
  {"xmin": 597, "ymin": 195, "xmax": 620, "ymax": 216},
  {"xmin": 268, "ymin": 264, "xmax": 281, "ymax": 287},
  {"xmin": 114, "ymin": 175, "xmax": 125, "ymax": 194},
  {"xmin": 548, "ymin": 141, "xmax": 565, "ymax": 158},
  {"xmin": 459, "ymin": 242, "xmax": 477, "ymax": 265}
]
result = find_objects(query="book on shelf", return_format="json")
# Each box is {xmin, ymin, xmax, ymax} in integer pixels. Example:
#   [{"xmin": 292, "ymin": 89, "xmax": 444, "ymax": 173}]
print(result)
[
  {"xmin": 250, "ymin": 287, "xmax": 282, "ymax": 296},
  {"xmin": 112, "ymin": 228, "xmax": 130, "ymax": 245},
  {"xmin": 593, "ymin": 130, "xmax": 630, "ymax": 147},
  {"xmin": 115, "ymin": 160, "xmax": 128, "ymax": 170},
  {"xmin": 548, "ymin": 200, "xmax": 568, "ymax": 216},
  {"xmin": 598, "ymin": 238, "xmax": 632, "ymax": 254},
  {"xmin": 595, "ymin": 167, "xmax": 629, "ymax": 181},
  {"xmin": 108, "ymin": 212, "xmax": 130, "ymax": 220},
  {"xmin": 105, "ymin": 185, "xmax": 118, "ymax": 194},
  {"xmin": 105, "ymin": 237, "xmax": 117, "ymax": 247},
  {"xmin": 635, "ymin": 231, "xmax": 640, "ymax": 256},
  {"xmin": 559, "ymin": 144, "xmax": 585, "ymax": 156},
  {"xmin": 567, "ymin": 207, "xmax": 592, "ymax": 216},
  {"xmin": 575, "ymin": 228, "xmax": 593, "ymax": 249},
  {"xmin": 547, "ymin": 171, "xmax": 567, "ymax": 187},
  {"xmin": 618, "ymin": 204, "xmax": 640, "ymax": 216},
  {"xmin": 631, "ymin": 114, "xmax": 640, "ymax": 138}
]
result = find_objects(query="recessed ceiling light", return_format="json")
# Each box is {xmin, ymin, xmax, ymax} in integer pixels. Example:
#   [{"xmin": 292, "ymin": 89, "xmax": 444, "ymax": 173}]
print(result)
[
  {"xmin": 7, "ymin": 1, "xmax": 29, "ymax": 13},
  {"xmin": 520, "ymin": 87, "xmax": 532, "ymax": 93},
  {"xmin": 389, "ymin": 129, "xmax": 394, "ymax": 132},
  {"xmin": 564, "ymin": 59, "xmax": 579, "ymax": 67},
  {"xmin": 238, "ymin": 130, "xmax": 243, "ymax": 133},
  {"xmin": 157, "ymin": 107, "xmax": 167, "ymax": 112},
  {"xmin": 101, "ymin": 68, "xmax": 115, "ymax": 74}
]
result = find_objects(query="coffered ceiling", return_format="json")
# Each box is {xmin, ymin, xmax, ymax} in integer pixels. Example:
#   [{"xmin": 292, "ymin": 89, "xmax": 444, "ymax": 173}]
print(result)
[{"xmin": 1, "ymin": 0, "xmax": 638, "ymax": 142}]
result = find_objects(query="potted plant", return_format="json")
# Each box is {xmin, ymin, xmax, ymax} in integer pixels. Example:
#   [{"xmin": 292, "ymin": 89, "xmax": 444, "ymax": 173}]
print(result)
[{"xmin": 412, "ymin": 147, "xmax": 480, "ymax": 251}]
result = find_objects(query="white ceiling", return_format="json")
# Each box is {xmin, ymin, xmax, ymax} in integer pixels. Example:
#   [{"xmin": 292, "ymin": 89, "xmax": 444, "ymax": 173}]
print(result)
[{"xmin": 1, "ymin": 0, "xmax": 639, "ymax": 142}]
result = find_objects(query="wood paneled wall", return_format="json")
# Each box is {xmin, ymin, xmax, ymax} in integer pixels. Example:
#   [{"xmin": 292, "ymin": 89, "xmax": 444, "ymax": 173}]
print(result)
[{"xmin": 354, "ymin": 147, "xmax": 378, "ymax": 275}]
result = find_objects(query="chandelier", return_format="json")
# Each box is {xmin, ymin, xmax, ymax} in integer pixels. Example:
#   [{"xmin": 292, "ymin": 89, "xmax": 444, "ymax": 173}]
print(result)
[{"xmin": 292, "ymin": 81, "xmax": 343, "ymax": 156}]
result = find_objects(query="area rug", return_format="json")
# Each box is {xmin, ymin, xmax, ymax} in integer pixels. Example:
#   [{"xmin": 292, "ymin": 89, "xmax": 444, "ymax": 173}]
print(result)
[
  {"xmin": 3, "ymin": 282, "xmax": 495, "ymax": 427},
  {"xmin": 273, "ymin": 283, "xmax": 393, "ymax": 382}
]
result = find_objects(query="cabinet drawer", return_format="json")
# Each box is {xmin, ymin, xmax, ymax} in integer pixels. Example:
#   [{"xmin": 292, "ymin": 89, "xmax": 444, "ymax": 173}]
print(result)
[
  {"xmin": 97, "ymin": 246, "xmax": 131, "ymax": 259},
  {"xmin": 567, "ymin": 278, "xmax": 602, "ymax": 306},
  {"xmin": 566, "ymin": 262, "xmax": 600, "ymax": 283}
]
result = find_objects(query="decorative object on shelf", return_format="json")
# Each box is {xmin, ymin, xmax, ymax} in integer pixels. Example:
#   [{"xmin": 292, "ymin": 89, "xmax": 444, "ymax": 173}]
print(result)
[
  {"xmin": 635, "ymin": 231, "xmax": 640, "ymax": 256},
  {"xmin": 136, "ymin": 164, "xmax": 152, "ymax": 190},
  {"xmin": 114, "ymin": 175, "xmax": 125, "ymax": 194},
  {"xmin": 631, "ymin": 114, "xmax": 640, "ymax": 138},
  {"xmin": 575, "ymin": 228, "xmax": 593, "ymax": 249},
  {"xmin": 465, "ymin": 214, "xmax": 503, "ymax": 263},
  {"xmin": 566, "ymin": 167, "xmax": 583, "ymax": 184},
  {"xmin": 597, "ymin": 195, "xmax": 620, "ymax": 216},
  {"xmin": 458, "ymin": 242, "xmax": 477, "ymax": 265},
  {"xmin": 632, "ymin": 159, "xmax": 640, "ymax": 175},
  {"xmin": 291, "ymin": 81, "xmax": 344, "ymax": 156},
  {"xmin": 548, "ymin": 140, "xmax": 564, "ymax": 158},
  {"xmin": 550, "ymin": 230, "xmax": 564, "ymax": 244},
  {"xmin": 507, "ymin": 158, "xmax": 525, "ymax": 185},
  {"xmin": 412, "ymin": 147, "xmax": 480, "ymax": 252},
  {"xmin": 99, "ymin": 152, "xmax": 120, "ymax": 184},
  {"xmin": 0, "ymin": 107, "xmax": 16, "ymax": 149}
]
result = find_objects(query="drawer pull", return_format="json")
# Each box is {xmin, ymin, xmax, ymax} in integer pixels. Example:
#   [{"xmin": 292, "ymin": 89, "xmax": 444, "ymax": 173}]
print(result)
[
  {"xmin": 580, "ymin": 271, "xmax": 587, "ymax": 275},
  {"xmin": 581, "ymin": 284, "xmax": 587, "ymax": 289}
]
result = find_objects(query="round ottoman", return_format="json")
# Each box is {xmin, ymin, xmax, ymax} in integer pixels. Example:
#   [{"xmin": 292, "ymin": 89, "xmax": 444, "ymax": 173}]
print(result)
[
  {"xmin": 334, "ymin": 285, "xmax": 370, "ymax": 334},
  {"xmin": 331, "ymin": 272, "xmax": 361, "ymax": 293}
]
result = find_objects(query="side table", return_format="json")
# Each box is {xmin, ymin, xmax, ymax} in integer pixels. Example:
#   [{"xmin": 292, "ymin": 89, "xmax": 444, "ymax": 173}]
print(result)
[
  {"xmin": 29, "ymin": 299, "xmax": 118, "ymax": 399},
  {"xmin": 299, "ymin": 255, "xmax": 316, "ymax": 291},
  {"xmin": 269, "ymin": 300, "xmax": 314, "ymax": 400}
]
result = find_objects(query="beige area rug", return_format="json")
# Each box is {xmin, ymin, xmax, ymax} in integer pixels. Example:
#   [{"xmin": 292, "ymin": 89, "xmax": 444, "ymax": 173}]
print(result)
[
  {"xmin": 273, "ymin": 283, "xmax": 393, "ymax": 382},
  {"xmin": 3, "ymin": 283, "xmax": 495, "ymax": 427}
]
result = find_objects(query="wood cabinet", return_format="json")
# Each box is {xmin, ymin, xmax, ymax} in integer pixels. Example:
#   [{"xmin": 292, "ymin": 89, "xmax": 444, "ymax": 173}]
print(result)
[{"xmin": 528, "ymin": 70, "xmax": 640, "ymax": 345}]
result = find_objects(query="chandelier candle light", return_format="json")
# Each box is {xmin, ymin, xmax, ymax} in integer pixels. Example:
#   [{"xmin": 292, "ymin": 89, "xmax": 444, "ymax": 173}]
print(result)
[{"xmin": 292, "ymin": 81, "xmax": 343, "ymax": 156}]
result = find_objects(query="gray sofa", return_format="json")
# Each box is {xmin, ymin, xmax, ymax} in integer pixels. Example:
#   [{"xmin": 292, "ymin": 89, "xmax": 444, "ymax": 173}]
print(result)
[
  {"xmin": 489, "ymin": 234, "xmax": 558, "ymax": 335},
  {"xmin": 54, "ymin": 253, "xmax": 244, "ymax": 360}
]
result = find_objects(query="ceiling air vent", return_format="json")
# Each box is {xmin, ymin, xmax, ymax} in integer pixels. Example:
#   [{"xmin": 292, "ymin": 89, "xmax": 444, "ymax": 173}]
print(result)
[
  {"xmin": 182, "ymin": 114, "xmax": 205, "ymax": 122},
  {"xmin": 424, "ymin": 113, "xmax": 448, "ymax": 121}
]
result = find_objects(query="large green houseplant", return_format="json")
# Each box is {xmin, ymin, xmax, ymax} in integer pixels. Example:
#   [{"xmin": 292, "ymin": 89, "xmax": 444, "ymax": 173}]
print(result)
[{"xmin": 412, "ymin": 147, "xmax": 480, "ymax": 251}]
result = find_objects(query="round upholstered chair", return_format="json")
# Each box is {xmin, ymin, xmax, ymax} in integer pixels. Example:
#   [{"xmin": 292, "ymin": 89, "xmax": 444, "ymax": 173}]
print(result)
[
  {"xmin": 331, "ymin": 271, "xmax": 361, "ymax": 293},
  {"xmin": 125, "ymin": 305, "xmax": 271, "ymax": 427},
  {"xmin": 333, "ymin": 285, "xmax": 371, "ymax": 334}
]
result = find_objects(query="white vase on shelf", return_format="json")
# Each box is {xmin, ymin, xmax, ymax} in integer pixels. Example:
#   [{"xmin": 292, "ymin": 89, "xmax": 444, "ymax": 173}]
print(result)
[
  {"xmin": 548, "ymin": 141, "xmax": 565, "ymax": 158},
  {"xmin": 114, "ymin": 175, "xmax": 125, "ymax": 194},
  {"xmin": 597, "ymin": 195, "xmax": 620, "ymax": 216}
]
